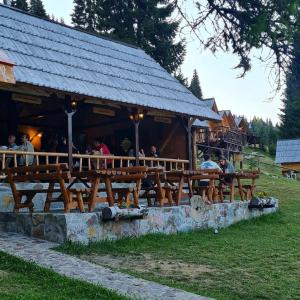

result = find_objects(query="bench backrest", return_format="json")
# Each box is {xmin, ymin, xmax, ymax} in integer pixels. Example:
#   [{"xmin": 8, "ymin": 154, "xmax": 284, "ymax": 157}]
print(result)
[{"xmin": 6, "ymin": 164, "xmax": 70, "ymax": 183}]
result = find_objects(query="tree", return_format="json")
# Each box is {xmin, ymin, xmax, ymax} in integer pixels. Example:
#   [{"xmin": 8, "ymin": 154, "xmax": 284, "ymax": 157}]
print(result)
[
  {"xmin": 250, "ymin": 117, "xmax": 279, "ymax": 154},
  {"xmin": 93, "ymin": 0, "xmax": 186, "ymax": 73},
  {"xmin": 174, "ymin": 1, "xmax": 299, "ymax": 84},
  {"xmin": 85, "ymin": 0, "xmax": 95, "ymax": 32},
  {"xmin": 11, "ymin": 0, "xmax": 28, "ymax": 11},
  {"xmin": 280, "ymin": 35, "xmax": 300, "ymax": 138},
  {"xmin": 189, "ymin": 69, "xmax": 203, "ymax": 99},
  {"xmin": 29, "ymin": 0, "xmax": 47, "ymax": 18},
  {"xmin": 72, "ymin": 0, "xmax": 86, "ymax": 28},
  {"xmin": 174, "ymin": 69, "xmax": 188, "ymax": 87}
]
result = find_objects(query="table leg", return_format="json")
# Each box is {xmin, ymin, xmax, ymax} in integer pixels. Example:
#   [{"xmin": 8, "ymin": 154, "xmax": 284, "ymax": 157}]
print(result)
[
  {"xmin": 176, "ymin": 176, "xmax": 184, "ymax": 206},
  {"xmin": 88, "ymin": 177, "xmax": 100, "ymax": 212},
  {"xmin": 105, "ymin": 177, "xmax": 114, "ymax": 206},
  {"xmin": 237, "ymin": 178, "xmax": 244, "ymax": 201},
  {"xmin": 230, "ymin": 179, "xmax": 235, "ymax": 202}
]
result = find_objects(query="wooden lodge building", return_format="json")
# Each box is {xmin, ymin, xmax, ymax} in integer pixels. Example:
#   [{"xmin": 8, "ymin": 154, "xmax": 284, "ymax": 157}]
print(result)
[
  {"xmin": 192, "ymin": 98, "xmax": 256, "ymax": 165},
  {"xmin": 0, "ymin": 4, "xmax": 221, "ymax": 170},
  {"xmin": 276, "ymin": 139, "xmax": 300, "ymax": 176}
]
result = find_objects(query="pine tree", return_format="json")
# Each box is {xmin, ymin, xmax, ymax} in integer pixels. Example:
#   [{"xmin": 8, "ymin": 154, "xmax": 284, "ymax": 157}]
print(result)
[
  {"xmin": 72, "ymin": 0, "xmax": 95, "ymax": 32},
  {"xmin": 94, "ymin": 0, "xmax": 185, "ymax": 73},
  {"xmin": 72, "ymin": 0, "xmax": 86, "ymax": 28},
  {"xmin": 280, "ymin": 35, "xmax": 300, "ymax": 139},
  {"xmin": 85, "ymin": 0, "xmax": 95, "ymax": 32},
  {"xmin": 174, "ymin": 69, "xmax": 188, "ymax": 87},
  {"xmin": 29, "ymin": 0, "xmax": 47, "ymax": 18},
  {"xmin": 11, "ymin": 0, "xmax": 28, "ymax": 11},
  {"xmin": 189, "ymin": 70, "xmax": 203, "ymax": 99}
]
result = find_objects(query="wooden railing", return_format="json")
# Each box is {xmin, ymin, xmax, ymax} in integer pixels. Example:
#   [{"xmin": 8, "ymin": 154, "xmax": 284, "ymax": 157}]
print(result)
[
  {"xmin": 196, "ymin": 126, "xmax": 248, "ymax": 146},
  {"xmin": 0, "ymin": 150, "xmax": 189, "ymax": 175}
]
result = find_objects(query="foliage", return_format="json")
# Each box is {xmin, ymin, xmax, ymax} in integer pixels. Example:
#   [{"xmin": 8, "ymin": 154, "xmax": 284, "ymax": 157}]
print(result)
[
  {"xmin": 72, "ymin": 0, "xmax": 186, "ymax": 73},
  {"xmin": 11, "ymin": 0, "xmax": 28, "ymax": 11},
  {"xmin": 280, "ymin": 35, "xmax": 300, "ymax": 138},
  {"xmin": 250, "ymin": 117, "xmax": 279, "ymax": 155},
  {"xmin": 174, "ymin": 0, "xmax": 300, "ymax": 85},
  {"xmin": 174, "ymin": 69, "xmax": 188, "ymax": 87},
  {"xmin": 189, "ymin": 69, "xmax": 203, "ymax": 99},
  {"xmin": 58, "ymin": 155, "xmax": 300, "ymax": 299},
  {"xmin": 29, "ymin": 0, "xmax": 47, "ymax": 18},
  {"xmin": 0, "ymin": 252, "xmax": 127, "ymax": 299},
  {"xmin": 72, "ymin": 0, "xmax": 86, "ymax": 28}
]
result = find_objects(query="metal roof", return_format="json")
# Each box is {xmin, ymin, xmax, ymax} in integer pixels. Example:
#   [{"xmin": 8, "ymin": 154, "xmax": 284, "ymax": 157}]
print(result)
[
  {"xmin": 192, "ymin": 119, "xmax": 209, "ymax": 128},
  {"xmin": 275, "ymin": 139, "xmax": 300, "ymax": 164},
  {"xmin": 235, "ymin": 116, "xmax": 243, "ymax": 127},
  {"xmin": 0, "ymin": 5, "xmax": 221, "ymax": 120}
]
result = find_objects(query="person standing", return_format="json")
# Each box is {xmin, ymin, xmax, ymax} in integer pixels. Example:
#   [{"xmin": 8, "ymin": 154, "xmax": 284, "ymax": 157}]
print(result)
[{"xmin": 18, "ymin": 134, "xmax": 34, "ymax": 166}]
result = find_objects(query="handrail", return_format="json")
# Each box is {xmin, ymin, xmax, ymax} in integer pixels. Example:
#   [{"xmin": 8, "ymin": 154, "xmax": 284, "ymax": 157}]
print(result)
[{"xmin": 0, "ymin": 150, "xmax": 189, "ymax": 174}]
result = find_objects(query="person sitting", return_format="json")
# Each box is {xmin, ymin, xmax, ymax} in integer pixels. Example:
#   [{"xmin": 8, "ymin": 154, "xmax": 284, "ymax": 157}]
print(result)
[
  {"xmin": 7, "ymin": 134, "xmax": 18, "ymax": 150},
  {"xmin": 219, "ymin": 156, "xmax": 235, "ymax": 174},
  {"xmin": 199, "ymin": 154, "xmax": 222, "ymax": 187},
  {"xmin": 219, "ymin": 156, "xmax": 235, "ymax": 189},
  {"xmin": 149, "ymin": 145, "xmax": 159, "ymax": 158},
  {"xmin": 18, "ymin": 134, "xmax": 34, "ymax": 166},
  {"xmin": 92, "ymin": 138, "xmax": 112, "ymax": 168}
]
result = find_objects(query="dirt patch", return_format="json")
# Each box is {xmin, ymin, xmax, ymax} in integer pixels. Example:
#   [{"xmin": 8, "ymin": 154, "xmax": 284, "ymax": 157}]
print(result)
[{"xmin": 80, "ymin": 253, "xmax": 216, "ymax": 280}]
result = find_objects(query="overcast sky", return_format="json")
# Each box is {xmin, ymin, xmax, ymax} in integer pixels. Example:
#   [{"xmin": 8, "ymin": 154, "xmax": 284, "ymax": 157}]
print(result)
[{"xmin": 3, "ymin": 0, "xmax": 283, "ymax": 124}]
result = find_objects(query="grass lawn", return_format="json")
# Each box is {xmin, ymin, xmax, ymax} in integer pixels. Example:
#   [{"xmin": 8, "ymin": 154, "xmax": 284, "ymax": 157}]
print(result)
[
  {"xmin": 57, "ymin": 152, "xmax": 300, "ymax": 300},
  {"xmin": 0, "ymin": 251, "xmax": 128, "ymax": 300}
]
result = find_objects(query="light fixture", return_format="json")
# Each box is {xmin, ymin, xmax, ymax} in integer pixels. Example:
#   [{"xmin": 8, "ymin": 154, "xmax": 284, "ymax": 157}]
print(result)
[
  {"xmin": 129, "ymin": 109, "xmax": 145, "ymax": 122},
  {"xmin": 30, "ymin": 132, "xmax": 43, "ymax": 142}
]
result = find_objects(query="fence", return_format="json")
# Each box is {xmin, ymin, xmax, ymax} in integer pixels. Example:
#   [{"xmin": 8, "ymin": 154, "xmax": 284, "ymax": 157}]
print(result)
[{"xmin": 0, "ymin": 150, "xmax": 189, "ymax": 175}]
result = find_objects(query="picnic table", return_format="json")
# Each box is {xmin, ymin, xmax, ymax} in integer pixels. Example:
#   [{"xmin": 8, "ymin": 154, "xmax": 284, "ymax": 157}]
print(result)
[
  {"xmin": 165, "ymin": 169, "xmax": 221, "ymax": 205},
  {"xmin": 218, "ymin": 171, "xmax": 260, "ymax": 202},
  {"xmin": 7, "ymin": 165, "xmax": 148, "ymax": 213},
  {"xmin": 6, "ymin": 164, "xmax": 85, "ymax": 213}
]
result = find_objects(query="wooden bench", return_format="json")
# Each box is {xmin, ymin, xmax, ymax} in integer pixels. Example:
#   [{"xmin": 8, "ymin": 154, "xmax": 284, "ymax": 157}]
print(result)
[
  {"xmin": 141, "ymin": 167, "xmax": 174, "ymax": 207},
  {"xmin": 105, "ymin": 166, "xmax": 148, "ymax": 207},
  {"xmin": 71, "ymin": 167, "xmax": 148, "ymax": 211},
  {"xmin": 6, "ymin": 164, "xmax": 86, "ymax": 213},
  {"xmin": 189, "ymin": 169, "xmax": 222, "ymax": 203}
]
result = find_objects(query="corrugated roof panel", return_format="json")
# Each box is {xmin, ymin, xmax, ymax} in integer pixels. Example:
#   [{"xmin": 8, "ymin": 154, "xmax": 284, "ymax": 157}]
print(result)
[
  {"xmin": 275, "ymin": 139, "xmax": 300, "ymax": 163},
  {"xmin": 193, "ymin": 119, "xmax": 209, "ymax": 128},
  {"xmin": 0, "ymin": 5, "xmax": 221, "ymax": 120}
]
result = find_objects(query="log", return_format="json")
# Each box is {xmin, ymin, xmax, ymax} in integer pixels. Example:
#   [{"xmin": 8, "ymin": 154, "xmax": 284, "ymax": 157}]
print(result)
[{"xmin": 102, "ymin": 205, "xmax": 148, "ymax": 221}]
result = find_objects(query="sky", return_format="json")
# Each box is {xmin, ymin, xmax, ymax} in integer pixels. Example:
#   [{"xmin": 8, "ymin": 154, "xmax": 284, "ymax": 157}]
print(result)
[{"xmin": 3, "ymin": 0, "xmax": 283, "ymax": 124}]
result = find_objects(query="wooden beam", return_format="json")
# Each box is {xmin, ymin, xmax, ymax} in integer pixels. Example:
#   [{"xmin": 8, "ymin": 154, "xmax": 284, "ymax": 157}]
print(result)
[{"xmin": 159, "ymin": 122, "xmax": 179, "ymax": 153}]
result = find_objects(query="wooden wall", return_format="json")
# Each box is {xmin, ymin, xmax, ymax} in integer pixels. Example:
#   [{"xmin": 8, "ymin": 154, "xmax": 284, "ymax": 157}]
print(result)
[{"xmin": 281, "ymin": 163, "xmax": 300, "ymax": 172}]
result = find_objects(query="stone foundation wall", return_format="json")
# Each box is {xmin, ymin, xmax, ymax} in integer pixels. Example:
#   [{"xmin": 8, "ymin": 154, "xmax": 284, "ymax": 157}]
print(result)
[{"xmin": 0, "ymin": 198, "xmax": 279, "ymax": 244}]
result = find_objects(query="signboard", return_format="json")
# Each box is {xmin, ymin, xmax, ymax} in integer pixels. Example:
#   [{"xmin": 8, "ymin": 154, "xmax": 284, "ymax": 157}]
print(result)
[{"xmin": 0, "ymin": 50, "xmax": 15, "ymax": 84}]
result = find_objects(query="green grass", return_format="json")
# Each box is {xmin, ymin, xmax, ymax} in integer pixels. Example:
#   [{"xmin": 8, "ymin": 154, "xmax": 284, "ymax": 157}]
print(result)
[
  {"xmin": 0, "ymin": 251, "xmax": 128, "ymax": 300},
  {"xmin": 57, "ymin": 151, "xmax": 300, "ymax": 300}
]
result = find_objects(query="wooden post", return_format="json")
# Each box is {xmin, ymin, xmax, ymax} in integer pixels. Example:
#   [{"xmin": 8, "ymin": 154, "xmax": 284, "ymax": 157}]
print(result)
[
  {"xmin": 192, "ymin": 128, "xmax": 197, "ymax": 169},
  {"xmin": 134, "ymin": 121, "xmax": 140, "ymax": 166},
  {"xmin": 64, "ymin": 95, "xmax": 76, "ymax": 171},
  {"xmin": 187, "ymin": 118, "xmax": 194, "ymax": 171}
]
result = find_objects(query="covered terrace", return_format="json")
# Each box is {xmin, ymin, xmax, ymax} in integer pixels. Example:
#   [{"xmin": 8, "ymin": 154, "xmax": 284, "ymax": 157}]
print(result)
[{"xmin": 0, "ymin": 4, "xmax": 220, "ymax": 172}]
